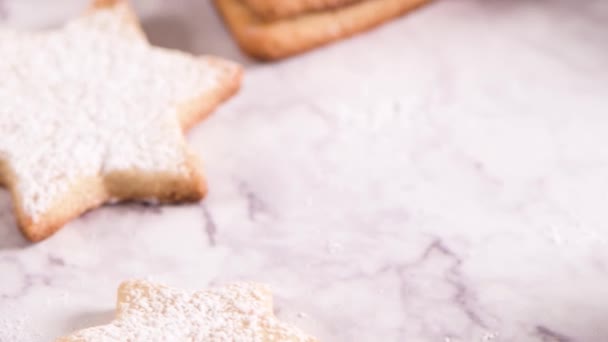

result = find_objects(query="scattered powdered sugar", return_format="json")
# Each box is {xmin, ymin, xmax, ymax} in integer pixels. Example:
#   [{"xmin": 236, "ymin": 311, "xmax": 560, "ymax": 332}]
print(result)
[
  {"xmin": 0, "ymin": 316, "xmax": 42, "ymax": 342},
  {"xmin": 0, "ymin": 3, "xmax": 223, "ymax": 220},
  {"xmin": 58, "ymin": 280, "xmax": 317, "ymax": 342}
]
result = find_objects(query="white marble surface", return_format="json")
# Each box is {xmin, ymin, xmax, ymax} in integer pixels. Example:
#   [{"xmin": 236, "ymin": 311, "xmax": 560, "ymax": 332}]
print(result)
[{"xmin": 1, "ymin": 0, "xmax": 608, "ymax": 341}]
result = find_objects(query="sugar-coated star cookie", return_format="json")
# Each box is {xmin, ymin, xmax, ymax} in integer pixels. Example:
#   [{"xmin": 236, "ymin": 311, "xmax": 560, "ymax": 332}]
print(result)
[
  {"xmin": 0, "ymin": 0, "xmax": 242, "ymax": 241},
  {"xmin": 57, "ymin": 280, "xmax": 319, "ymax": 342}
]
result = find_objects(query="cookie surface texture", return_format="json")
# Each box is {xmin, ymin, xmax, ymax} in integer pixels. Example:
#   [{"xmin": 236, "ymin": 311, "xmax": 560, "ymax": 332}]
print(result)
[
  {"xmin": 0, "ymin": 0, "xmax": 242, "ymax": 241},
  {"xmin": 214, "ymin": 0, "xmax": 430, "ymax": 60},
  {"xmin": 56, "ymin": 280, "xmax": 318, "ymax": 342},
  {"xmin": 241, "ymin": 0, "xmax": 362, "ymax": 21}
]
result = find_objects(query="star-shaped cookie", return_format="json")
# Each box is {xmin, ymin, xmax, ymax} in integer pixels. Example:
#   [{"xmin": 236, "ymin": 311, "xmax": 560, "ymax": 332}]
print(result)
[
  {"xmin": 57, "ymin": 280, "xmax": 319, "ymax": 342},
  {"xmin": 0, "ymin": 0, "xmax": 242, "ymax": 241}
]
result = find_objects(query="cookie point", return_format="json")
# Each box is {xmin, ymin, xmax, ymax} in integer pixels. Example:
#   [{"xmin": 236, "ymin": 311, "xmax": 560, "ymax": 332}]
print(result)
[{"xmin": 19, "ymin": 220, "xmax": 51, "ymax": 243}]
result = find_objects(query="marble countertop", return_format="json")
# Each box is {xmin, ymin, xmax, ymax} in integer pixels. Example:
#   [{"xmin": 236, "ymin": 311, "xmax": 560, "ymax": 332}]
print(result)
[{"xmin": 1, "ymin": 0, "xmax": 608, "ymax": 341}]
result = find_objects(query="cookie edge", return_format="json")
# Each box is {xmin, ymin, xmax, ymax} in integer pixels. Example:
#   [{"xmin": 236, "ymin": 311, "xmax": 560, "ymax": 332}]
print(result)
[
  {"xmin": 215, "ymin": 0, "xmax": 432, "ymax": 60},
  {"xmin": 241, "ymin": 0, "xmax": 361, "ymax": 21}
]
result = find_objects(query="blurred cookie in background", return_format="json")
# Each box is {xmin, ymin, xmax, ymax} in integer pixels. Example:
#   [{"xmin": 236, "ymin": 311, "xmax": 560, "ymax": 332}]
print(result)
[{"xmin": 214, "ymin": 0, "xmax": 431, "ymax": 60}]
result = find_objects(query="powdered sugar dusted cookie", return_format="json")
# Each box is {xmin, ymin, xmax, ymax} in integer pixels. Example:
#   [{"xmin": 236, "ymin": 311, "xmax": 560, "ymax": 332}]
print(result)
[
  {"xmin": 214, "ymin": 0, "xmax": 431, "ymax": 60},
  {"xmin": 0, "ymin": 0, "xmax": 242, "ymax": 241},
  {"xmin": 57, "ymin": 280, "xmax": 318, "ymax": 342}
]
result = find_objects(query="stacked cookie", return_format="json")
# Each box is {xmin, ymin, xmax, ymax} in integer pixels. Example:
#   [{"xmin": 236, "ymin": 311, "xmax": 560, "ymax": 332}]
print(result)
[{"xmin": 215, "ymin": 0, "xmax": 430, "ymax": 60}]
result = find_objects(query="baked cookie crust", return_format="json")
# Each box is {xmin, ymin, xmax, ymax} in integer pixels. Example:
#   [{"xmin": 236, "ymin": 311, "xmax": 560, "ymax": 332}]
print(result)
[{"xmin": 215, "ymin": 0, "xmax": 431, "ymax": 60}]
